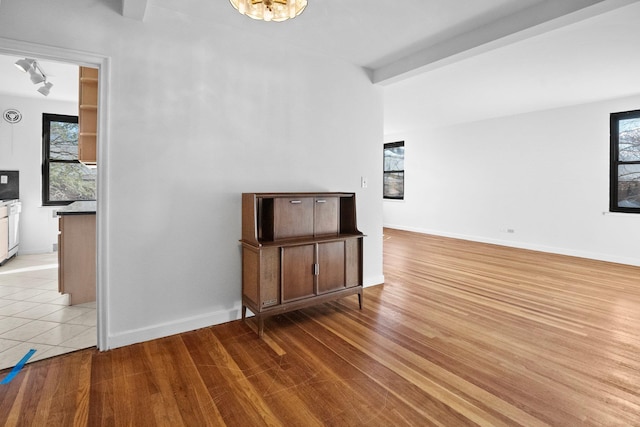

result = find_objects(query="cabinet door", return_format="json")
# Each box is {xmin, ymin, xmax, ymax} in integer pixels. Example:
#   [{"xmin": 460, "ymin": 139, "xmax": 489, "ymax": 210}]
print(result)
[
  {"xmin": 314, "ymin": 197, "xmax": 339, "ymax": 236},
  {"xmin": 345, "ymin": 237, "xmax": 362, "ymax": 288},
  {"xmin": 273, "ymin": 197, "xmax": 313, "ymax": 240},
  {"xmin": 317, "ymin": 241, "xmax": 346, "ymax": 294},
  {"xmin": 0, "ymin": 216, "xmax": 8, "ymax": 262},
  {"xmin": 57, "ymin": 227, "xmax": 63, "ymax": 294},
  {"xmin": 58, "ymin": 215, "xmax": 96, "ymax": 305},
  {"xmin": 281, "ymin": 244, "xmax": 315, "ymax": 302}
]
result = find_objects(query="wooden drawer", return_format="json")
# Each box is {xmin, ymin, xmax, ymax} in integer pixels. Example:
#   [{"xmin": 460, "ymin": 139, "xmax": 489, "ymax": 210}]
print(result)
[
  {"xmin": 273, "ymin": 197, "xmax": 314, "ymax": 240},
  {"xmin": 314, "ymin": 196, "xmax": 338, "ymax": 236},
  {"xmin": 0, "ymin": 206, "xmax": 7, "ymax": 219}
]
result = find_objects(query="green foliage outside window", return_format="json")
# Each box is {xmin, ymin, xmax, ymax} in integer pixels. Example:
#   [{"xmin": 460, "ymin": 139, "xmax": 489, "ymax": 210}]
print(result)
[{"xmin": 43, "ymin": 114, "xmax": 96, "ymax": 205}]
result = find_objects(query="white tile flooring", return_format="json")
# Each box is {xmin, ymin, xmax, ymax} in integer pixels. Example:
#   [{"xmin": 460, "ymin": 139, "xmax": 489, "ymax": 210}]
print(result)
[{"xmin": 0, "ymin": 252, "xmax": 96, "ymax": 371}]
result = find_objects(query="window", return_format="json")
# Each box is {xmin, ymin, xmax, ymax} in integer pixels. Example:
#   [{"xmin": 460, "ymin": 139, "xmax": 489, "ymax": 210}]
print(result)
[
  {"xmin": 610, "ymin": 110, "xmax": 640, "ymax": 213},
  {"xmin": 384, "ymin": 141, "xmax": 404, "ymax": 200},
  {"xmin": 42, "ymin": 113, "xmax": 96, "ymax": 206}
]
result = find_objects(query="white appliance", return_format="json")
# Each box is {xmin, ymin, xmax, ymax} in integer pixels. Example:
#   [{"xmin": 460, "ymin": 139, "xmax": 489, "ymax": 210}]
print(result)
[
  {"xmin": 7, "ymin": 201, "xmax": 20, "ymax": 258},
  {"xmin": 0, "ymin": 171, "xmax": 20, "ymax": 262}
]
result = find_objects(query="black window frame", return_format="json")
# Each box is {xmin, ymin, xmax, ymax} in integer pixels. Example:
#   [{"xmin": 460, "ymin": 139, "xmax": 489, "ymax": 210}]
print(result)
[
  {"xmin": 610, "ymin": 109, "xmax": 640, "ymax": 214},
  {"xmin": 383, "ymin": 141, "xmax": 405, "ymax": 200},
  {"xmin": 42, "ymin": 113, "xmax": 95, "ymax": 206}
]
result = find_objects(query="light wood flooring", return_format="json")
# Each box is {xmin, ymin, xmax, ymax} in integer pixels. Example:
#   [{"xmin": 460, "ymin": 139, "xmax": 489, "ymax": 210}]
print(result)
[{"xmin": 0, "ymin": 228, "xmax": 639, "ymax": 425}]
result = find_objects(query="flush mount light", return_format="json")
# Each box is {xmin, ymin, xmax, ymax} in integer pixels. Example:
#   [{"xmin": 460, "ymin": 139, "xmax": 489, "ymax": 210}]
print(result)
[
  {"xmin": 229, "ymin": 0, "xmax": 307, "ymax": 22},
  {"xmin": 14, "ymin": 58, "xmax": 54, "ymax": 96}
]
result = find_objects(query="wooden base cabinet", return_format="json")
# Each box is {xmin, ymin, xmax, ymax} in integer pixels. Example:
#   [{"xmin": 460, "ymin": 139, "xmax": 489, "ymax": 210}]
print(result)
[
  {"xmin": 241, "ymin": 192, "xmax": 363, "ymax": 336},
  {"xmin": 58, "ymin": 214, "xmax": 96, "ymax": 305}
]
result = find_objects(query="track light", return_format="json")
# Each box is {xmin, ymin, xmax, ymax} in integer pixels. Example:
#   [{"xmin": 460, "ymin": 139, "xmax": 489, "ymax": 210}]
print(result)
[
  {"xmin": 14, "ymin": 58, "xmax": 35, "ymax": 73},
  {"xmin": 37, "ymin": 82, "xmax": 53, "ymax": 96},
  {"xmin": 14, "ymin": 58, "xmax": 54, "ymax": 96},
  {"xmin": 29, "ymin": 69, "xmax": 45, "ymax": 84}
]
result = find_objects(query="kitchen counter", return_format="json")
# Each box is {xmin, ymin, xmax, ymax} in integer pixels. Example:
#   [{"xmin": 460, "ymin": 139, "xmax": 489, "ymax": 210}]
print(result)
[
  {"xmin": 57, "ymin": 201, "xmax": 96, "ymax": 215},
  {"xmin": 0, "ymin": 199, "xmax": 19, "ymax": 207}
]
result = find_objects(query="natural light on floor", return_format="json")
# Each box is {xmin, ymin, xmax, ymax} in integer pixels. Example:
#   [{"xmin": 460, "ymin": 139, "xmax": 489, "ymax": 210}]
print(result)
[
  {"xmin": 0, "ymin": 264, "xmax": 58, "ymax": 275},
  {"xmin": 0, "ymin": 253, "xmax": 96, "ymax": 371}
]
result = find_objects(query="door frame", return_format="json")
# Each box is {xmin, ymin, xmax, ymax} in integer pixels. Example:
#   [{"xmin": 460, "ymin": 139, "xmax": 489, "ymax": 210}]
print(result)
[{"xmin": 0, "ymin": 37, "xmax": 110, "ymax": 351}]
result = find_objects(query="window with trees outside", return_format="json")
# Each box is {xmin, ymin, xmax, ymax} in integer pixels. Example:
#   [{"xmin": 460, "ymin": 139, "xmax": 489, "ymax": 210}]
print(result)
[
  {"xmin": 610, "ymin": 110, "xmax": 640, "ymax": 213},
  {"xmin": 384, "ymin": 141, "xmax": 405, "ymax": 200},
  {"xmin": 42, "ymin": 113, "xmax": 96, "ymax": 206}
]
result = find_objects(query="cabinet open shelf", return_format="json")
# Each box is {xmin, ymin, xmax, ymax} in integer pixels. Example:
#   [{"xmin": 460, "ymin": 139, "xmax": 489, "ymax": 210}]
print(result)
[{"xmin": 78, "ymin": 66, "xmax": 98, "ymax": 165}]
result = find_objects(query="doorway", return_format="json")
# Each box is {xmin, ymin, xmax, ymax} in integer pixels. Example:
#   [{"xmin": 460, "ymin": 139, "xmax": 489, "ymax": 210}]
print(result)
[{"xmin": 0, "ymin": 38, "xmax": 108, "ymax": 366}]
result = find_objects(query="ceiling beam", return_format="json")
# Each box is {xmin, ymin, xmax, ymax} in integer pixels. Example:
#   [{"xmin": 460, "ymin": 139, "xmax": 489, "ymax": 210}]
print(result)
[
  {"xmin": 122, "ymin": 0, "xmax": 148, "ymax": 21},
  {"xmin": 372, "ymin": 0, "xmax": 637, "ymax": 85}
]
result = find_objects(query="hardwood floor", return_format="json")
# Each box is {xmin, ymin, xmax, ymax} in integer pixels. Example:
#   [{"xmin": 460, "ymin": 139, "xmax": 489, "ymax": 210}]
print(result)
[{"xmin": 1, "ymin": 228, "xmax": 639, "ymax": 425}]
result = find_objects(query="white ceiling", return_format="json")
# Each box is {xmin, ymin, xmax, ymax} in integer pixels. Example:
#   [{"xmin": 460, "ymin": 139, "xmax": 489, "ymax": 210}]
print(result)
[
  {"xmin": 385, "ymin": 0, "xmax": 640, "ymax": 131},
  {"xmin": 151, "ymin": 0, "xmax": 547, "ymax": 71},
  {"xmin": 1, "ymin": 0, "xmax": 640, "ymax": 130}
]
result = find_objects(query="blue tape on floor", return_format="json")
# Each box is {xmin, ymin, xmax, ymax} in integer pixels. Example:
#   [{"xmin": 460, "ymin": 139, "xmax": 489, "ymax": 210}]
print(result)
[{"xmin": 0, "ymin": 349, "xmax": 36, "ymax": 385}]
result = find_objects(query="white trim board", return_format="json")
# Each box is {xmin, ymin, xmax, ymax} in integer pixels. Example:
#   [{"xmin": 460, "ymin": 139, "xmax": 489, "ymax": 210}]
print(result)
[{"xmin": 0, "ymin": 37, "xmax": 111, "ymax": 351}]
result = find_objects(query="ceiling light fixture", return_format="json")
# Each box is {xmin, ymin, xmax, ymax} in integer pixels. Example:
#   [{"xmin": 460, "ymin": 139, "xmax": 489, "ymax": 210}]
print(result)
[
  {"xmin": 29, "ymin": 69, "xmax": 46, "ymax": 84},
  {"xmin": 14, "ymin": 58, "xmax": 54, "ymax": 96},
  {"xmin": 14, "ymin": 58, "xmax": 35, "ymax": 73},
  {"xmin": 37, "ymin": 82, "xmax": 53, "ymax": 96},
  {"xmin": 229, "ymin": 0, "xmax": 307, "ymax": 22}
]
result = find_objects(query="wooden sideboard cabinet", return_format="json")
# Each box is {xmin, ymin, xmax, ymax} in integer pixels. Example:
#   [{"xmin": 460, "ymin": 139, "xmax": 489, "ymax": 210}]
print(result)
[{"xmin": 241, "ymin": 192, "xmax": 364, "ymax": 336}]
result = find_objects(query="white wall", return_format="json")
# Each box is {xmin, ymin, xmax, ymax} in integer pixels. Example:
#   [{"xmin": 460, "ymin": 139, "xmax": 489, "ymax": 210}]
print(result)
[
  {"xmin": 0, "ymin": 94, "xmax": 77, "ymax": 254},
  {"xmin": 384, "ymin": 94, "xmax": 640, "ymax": 267},
  {"xmin": 0, "ymin": 0, "xmax": 384, "ymax": 349}
]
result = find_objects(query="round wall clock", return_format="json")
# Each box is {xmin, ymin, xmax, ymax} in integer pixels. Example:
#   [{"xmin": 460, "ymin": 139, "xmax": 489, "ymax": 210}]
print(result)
[{"xmin": 3, "ymin": 109, "xmax": 22, "ymax": 124}]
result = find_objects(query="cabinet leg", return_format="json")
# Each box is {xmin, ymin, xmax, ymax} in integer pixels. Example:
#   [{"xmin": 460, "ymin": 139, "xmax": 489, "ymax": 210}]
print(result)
[
  {"xmin": 358, "ymin": 292, "xmax": 363, "ymax": 309},
  {"xmin": 242, "ymin": 305, "xmax": 247, "ymax": 320},
  {"xmin": 258, "ymin": 316, "xmax": 264, "ymax": 337}
]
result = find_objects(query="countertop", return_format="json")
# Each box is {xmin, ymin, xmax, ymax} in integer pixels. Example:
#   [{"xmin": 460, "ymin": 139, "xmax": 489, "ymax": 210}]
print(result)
[
  {"xmin": 0, "ymin": 200, "xmax": 19, "ymax": 207},
  {"xmin": 57, "ymin": 201, "xmax": 96, "ymax": 215}
]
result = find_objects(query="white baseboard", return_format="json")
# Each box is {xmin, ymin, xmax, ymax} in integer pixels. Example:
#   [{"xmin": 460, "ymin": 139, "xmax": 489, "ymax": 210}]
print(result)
[
  {"xmin": 106, "ymin": 273, "xmax": 384, "ymax": 350},
  {"xmin": 107, "ymin": 305, "xmax": 242, "ymax": 350},
  {"xmin": 383, "ymin": 224, "xmax": 640, "ymax": 267}
]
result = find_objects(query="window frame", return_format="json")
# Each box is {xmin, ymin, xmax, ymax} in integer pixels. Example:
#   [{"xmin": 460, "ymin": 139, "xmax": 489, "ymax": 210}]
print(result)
[
  {"xmin": 383, "ymin": 141, "xmax": 405, "ymax": 200},
  {"xmin": 610, "ymin": 109, "xmax": 640, "ymax": 214},
  {"xmin": 42, "ymin": 113, "xmax": 95, "ymax": 206}
]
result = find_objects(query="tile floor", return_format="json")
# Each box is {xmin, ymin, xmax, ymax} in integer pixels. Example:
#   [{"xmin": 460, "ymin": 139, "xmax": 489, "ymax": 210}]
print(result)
[{"xmin": 0, "ymin": 252, "xmax": 96, "ymax": 371}]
